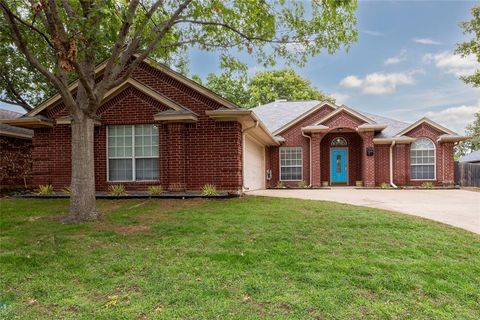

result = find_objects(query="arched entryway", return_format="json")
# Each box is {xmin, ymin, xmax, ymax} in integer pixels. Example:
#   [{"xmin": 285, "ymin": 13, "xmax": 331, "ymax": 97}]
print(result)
[{"xmin": 320, "ymin": 131, "xmax": 362, "ymax": 186}]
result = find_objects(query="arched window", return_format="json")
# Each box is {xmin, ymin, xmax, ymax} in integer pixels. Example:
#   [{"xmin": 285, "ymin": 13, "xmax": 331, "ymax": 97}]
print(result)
[
  {"xmin": 331, "ymin": 137, "xmax": 347, "ymax": 146},
  {"xmin": 410, "ymin": 138, "xmax": 435, "ymax": 180}
]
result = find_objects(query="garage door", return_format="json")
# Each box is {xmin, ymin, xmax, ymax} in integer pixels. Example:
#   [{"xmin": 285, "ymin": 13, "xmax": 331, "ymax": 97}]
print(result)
[{"xmin": 244, "ymin": 135, "xmax": 265, "ymax": 191}]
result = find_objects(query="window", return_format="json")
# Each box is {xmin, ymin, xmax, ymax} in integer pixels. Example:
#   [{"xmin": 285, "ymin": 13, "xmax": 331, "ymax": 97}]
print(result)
[
  {"xmin": 331, "ymin": 137, "xmax": 347, "ymax": 146},
  {"xmin": 280, "ymin": 147, "xmax": 303, "ymax": 181},
  {"xmin": 410, "ymin": 138, "xmax": 435, "ymax": 180},
  {"xmin": 108, "ymin": 124, "xmax": 159, "ymax": 181}
]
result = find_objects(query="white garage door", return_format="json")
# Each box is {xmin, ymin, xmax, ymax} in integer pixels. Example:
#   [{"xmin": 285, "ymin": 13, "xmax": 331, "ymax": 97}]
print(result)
[{"xmin": 244, "ymin": 135, "xmax": 265, "ymax": 191}]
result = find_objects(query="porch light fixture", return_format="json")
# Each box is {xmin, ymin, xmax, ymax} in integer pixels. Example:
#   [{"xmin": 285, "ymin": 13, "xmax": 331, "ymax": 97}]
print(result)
[{"xmin": 366, "ymin": 147, "xmax": 374, "ymax": 156}]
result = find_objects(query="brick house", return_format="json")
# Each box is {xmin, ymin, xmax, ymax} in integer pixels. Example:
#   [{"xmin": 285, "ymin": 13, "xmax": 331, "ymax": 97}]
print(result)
[
  {"xmin": 0, "ymin": 58, "xmax": 278, "ymax": 193},
  {"xmin": 0, "ymin": 109, "xmax": 33, "ymax": 191},
  {"xmin": 252, "ymin": 100, "xmax": 466, "ymax": 188},
  {"xmin": 1, "ymin": 58, "xmax": 466, "ymax": 192}
]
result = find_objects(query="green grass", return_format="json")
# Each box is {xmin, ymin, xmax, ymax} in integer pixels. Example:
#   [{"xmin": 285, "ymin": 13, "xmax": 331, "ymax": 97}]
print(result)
[{"xmin": 0, "ymin": 197, "xmax": 479, "ymax": 319}]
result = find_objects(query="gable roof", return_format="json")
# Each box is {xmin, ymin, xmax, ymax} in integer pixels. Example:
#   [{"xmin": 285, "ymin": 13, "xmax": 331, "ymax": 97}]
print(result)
[
  {"xmin": 395, "ymin": 117, "xmax": 456, "ymax": 136},
  {"xmin": 314, "ymin": 105, "xmax": 375, "ymax": 126},
  {"xmin": 27, "ymin": 56, "xmax": 239, "ymax": 117},
  {"xmin": 251, "ymin": 100, "xmax": 462, "ymax": 140},
  {"xmin": 251, "ymin": 100, "xmax": 336, "ymax": 134},
  {"xmin": 0, "ymin": 109, "xmax": 33, "ymax": 139}
]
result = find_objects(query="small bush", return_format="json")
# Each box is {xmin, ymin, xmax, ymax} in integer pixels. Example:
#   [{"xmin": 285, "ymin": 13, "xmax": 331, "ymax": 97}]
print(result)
[
  {"xmin": 148, "ymin": 185, "xmax": 164, "ymax": 195},
  {"xmin": 275, "ymin": 181, "xmax": 285, "ymax": 189},
  {"xmin": 108, "ymin": 184, "xmax": 127, "ymax": 196},
  {"xmin": 62, "ymin": 186, "xmax": 72, "ymax": 195},
  {"xmin": 380, "ymin": 183, "xmax": 392, "ymax": 189},
  {"xmin": 37, "ymin": 184, "xmax": 54, "ymax": 195},
  {"xmin": 201, "ymin": 184, "xmax": 218, "ymax": 196},
  {"xmin": 421, "ymin": 182, "xmax": 434, "ymax": 189},
  {"xmin": 297, "ymin": 180, "xmax": 309, "ymax": 188}
]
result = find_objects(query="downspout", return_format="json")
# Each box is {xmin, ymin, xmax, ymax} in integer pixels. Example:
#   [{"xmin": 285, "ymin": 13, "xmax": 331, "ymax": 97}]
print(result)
[
  {"xmin": 390, "ymin": 140, "xmax": 398, "ymax": 188},
  {"xmin": 301, "ymin": 131, "xmax": 312, "ymax": 188},
  {"xmin": 242, "ymin": 120, "xmax": 259, "ymax": 191}
]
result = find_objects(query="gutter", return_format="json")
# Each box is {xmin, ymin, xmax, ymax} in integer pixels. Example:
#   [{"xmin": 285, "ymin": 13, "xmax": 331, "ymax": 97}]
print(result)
[
  {"xmin": 301, "ymin": 131, "xmax": 312, "ymax": 188},
  {"xmin": 389, "ymin": 140, "xmax": 398, "ymax": 188},
  {"xmin": 242, "ymin": 120, "xmax": 259, "ymax": 191}
]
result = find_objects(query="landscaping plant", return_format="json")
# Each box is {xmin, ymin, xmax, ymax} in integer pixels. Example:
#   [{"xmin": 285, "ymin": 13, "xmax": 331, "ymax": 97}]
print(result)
[
  {"xmin": 36, "ymin": 184, "xmax": 54, "ymax": 195},
  {"xmin": 148, "ymin": 185, "xmax": 164, "ymax": 195},
  {"xmin": 108, "ymin": 185, "xmax": 127, "ymax": 196},
  {"xmin": 421, "ymin": 181, "xmax": 434, "ymax": 189},
  {"xmin": 201, "ymin": 184, "xmax": 218, "ymax": 196}
]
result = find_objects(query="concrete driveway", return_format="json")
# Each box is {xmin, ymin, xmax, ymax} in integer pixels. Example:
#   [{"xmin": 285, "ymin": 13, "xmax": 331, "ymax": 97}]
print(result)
[{"xmin": 246, "ymin": 188, "xmax": 480, "ymax": 234}]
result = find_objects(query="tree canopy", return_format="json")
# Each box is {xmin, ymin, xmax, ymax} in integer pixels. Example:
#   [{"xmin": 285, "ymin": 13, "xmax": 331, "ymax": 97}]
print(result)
[
  {"xmin": 1, "ymin": 0, "xmax": 357, "ymax": 112},
  {"xmin": 0, "ymin": 0, "xmax": 357, "ymax": 222},
  {"xmin": 456, "ymin": 111, "xmax": 480, "ymax": 158},
  {"xmin": 200, "ymin": 69, "xmax": 334, "ymax": 108},
  {"xmin": 456, "ymin": 5, "xmax": 480, "ymax": 87}
]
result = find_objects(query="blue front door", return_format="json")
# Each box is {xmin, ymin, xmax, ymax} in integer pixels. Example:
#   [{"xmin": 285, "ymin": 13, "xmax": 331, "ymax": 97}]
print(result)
[{"xmin": 330, "ymin": 148, "xmax": 348, "ymax": 183}]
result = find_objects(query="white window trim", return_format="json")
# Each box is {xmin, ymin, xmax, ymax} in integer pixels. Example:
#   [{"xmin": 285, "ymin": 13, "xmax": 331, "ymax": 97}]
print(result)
[
  {"xmin": 410, "ymin": 137, "xmax": 436, "ymax": 181},
  {"xmin": 279, "ymin": 147, "xmax": 303, "ymax": 181},
  {"xmin": 106, "ymin": 125, "xmax": 160, "ymax": 182}
]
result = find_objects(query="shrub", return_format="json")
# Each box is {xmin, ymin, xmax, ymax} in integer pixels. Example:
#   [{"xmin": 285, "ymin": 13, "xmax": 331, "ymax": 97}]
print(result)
[
  {"xmin": 421, "ymin": 182, "xmax": 434, "ymax": 189},
  {"xmin": 297, "ymin": 180, "xmax": 309, "ymax": 188},
  {"xmin": 108, "ymin": 184, "xmax": 127, "ymax": 196},
  {"xmin": 275, "ymin": 181, "xmax": 285, "ymax": 189},
  {"xmin": 62, "ymin": 186, "xmax": 72, "ymax": 195},
  {"xmin": 201, "ymin": 184, "xmax": 218, "ymax": 196},
  {"xmin": 148, "ymin": 185, "xmax": 164, "ymax": 195},
  {"xmin": 380, "ymin": 183, "xmax": 392, "ymax": 189},
  {"xmin": 37, "ymin": 184, "xmax": 54, "ymax": 195}
]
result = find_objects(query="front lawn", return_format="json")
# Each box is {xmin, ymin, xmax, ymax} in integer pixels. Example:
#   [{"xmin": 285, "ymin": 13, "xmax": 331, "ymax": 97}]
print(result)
[{"xmin": 0, "ymin": 197, "xmax": 479, "ymax": 319}]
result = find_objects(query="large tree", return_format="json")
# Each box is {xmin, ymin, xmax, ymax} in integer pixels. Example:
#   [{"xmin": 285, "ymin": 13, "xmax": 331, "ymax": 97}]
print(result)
[
  {"xmin": 456, "ymin": 111, "xmax": 480, "ymax": 158},
  {"xmin": 0, "ymin": 0, "xmax": 357, "ymax": 222},
  {"xmin": 201, "ymin": 69, "xmax": 334, "ymax": 108},
  {"xmin": 456, "ymin": 5, "xmax": 480, "ymax": 87}
]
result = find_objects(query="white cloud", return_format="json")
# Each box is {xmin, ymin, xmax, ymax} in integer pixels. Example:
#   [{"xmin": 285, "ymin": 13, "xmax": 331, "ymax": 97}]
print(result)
[
  {"xmin": 423, "ymin": 51, "xmax": 479, "ymax": 77},
  {"xmin": 362, "ymin": 30, "xmax": 383, "ymax": 37},
  {"xmin": 413, "ymin": 38, "xmax": 442, "ymax": 45},
  {"xmin": 340, "ymin": 75, "xmax": 363, "ymax": 88},
  {"xmin": 330, "ymin": 92, "xmax": 350, "ymax": 104},
  {"xmin": 425, "ymin": 101, "xmax": 480, "ymax": 134},
  {"xmin": 384, "ymin": 49, "xmax": 407, "ymax": 65},
  {"xmin": 339, "ymin": 70, "xmax": 422, "ymax": 95}
]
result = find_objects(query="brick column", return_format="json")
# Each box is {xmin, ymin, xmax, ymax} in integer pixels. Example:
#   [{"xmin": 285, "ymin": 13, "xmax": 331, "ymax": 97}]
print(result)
[
  {"xmin": 360, "ymin": 131, "xmax": 376, "ymax": 187},
  {"xmin": 441, "ymin": 142, "xmax": 455, "ymax": 187},
  {"xmin": 166, "ymin": 123, "xmax": 186, "ymax": 191},
  {"xmin": 311, "ymin": 133, "xmax": 324, "ymax": 187}
]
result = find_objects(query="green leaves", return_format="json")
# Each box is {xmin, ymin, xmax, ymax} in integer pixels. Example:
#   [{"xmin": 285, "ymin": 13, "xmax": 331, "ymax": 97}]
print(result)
[
  {"xmin": 456, "ymin": 5, "xmax": 480, "ymax": 87},
  {"xmin": 0, "ymin": 0, "xmax": 357, "ymax": 111},
  {"xmin": 202, "ymin": 69, "xmax": 334, "ymax": 108}
]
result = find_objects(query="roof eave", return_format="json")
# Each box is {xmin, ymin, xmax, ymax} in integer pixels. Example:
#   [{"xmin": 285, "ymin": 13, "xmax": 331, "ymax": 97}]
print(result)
[{"xmin": 0, "ymin": 117, "xmax": 53, "ymax": 129}]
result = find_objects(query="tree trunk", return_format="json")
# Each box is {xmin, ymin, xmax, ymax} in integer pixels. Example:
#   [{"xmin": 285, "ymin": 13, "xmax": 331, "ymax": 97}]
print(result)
[{"xmin": 65, "ymin": 115, "xmax": 99, "ymax": 222}]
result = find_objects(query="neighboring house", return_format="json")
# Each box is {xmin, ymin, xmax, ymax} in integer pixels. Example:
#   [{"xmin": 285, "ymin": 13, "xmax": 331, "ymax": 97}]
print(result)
[
  {"xmin": 458, "ymin": 150, "xmax": 480, "ymax": 163},
  {"xmin": 0, "ymin": 58, "xmax": 466, "ymax": 192},
  {"xmin": 0, "ymin": 109, "xmax": 33, "ymax": 190},
  {"xmin": 252, "ymin": 100, "xmax": 466, "ymax": 188}
]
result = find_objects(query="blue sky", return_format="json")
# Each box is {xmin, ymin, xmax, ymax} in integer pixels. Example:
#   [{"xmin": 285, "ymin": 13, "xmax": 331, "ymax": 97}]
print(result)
[
  {"xmin": 188, "ymin": 0, "xmax": 480, "ymax": 134},
  {"xmin": 2, "ymin": 1, "xmax": 479, "ymax": 133}
]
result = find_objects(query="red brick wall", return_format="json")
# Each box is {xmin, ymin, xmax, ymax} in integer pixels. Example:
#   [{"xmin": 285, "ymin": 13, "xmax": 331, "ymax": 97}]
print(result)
[
  {"xmin": 267, "ymin": 105, "xmax": 334, "ymax": 187},
  {"xmin": 0, "ymin": 136, "xmax": 32, "ymax": 189},
  {"xmin": 32, "ymin": 63, "xmax": 243, "ymax": 193},
  {"xmin": 375, "ymin": 145, "xmax": 390, "ymax": 185},
  {"xmin": 404, "ymin": 123, "xmax": 449, "ymax": 186}
]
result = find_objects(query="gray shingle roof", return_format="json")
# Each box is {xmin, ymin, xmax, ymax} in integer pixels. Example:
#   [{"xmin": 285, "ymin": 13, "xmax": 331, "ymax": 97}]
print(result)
[
  {"xmin": 0, "ymin": 109, "xmax": 33, "ymax": 138},
  {"xmin": 251, "ymin": 100, "xmax": 322, "ymax": 133},
  {"xmin": 459, "ymin": 150, "xmax": 480, "ymax": 163},
  {"xmin": 251, "ymin": 100, "xmax": 410, "ymax": 138}
]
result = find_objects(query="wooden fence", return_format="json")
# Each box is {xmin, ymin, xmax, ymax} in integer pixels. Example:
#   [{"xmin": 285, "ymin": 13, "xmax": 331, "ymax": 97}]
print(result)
[{"xmin": 455, "ymin": 162, "xmax": 480, "ymax": 187}]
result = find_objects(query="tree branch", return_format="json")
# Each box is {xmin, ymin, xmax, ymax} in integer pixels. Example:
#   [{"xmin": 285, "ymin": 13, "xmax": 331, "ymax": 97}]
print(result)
[{"xmin": 0, "ymin": 1, "xmax": 75, "ymax": 113}]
